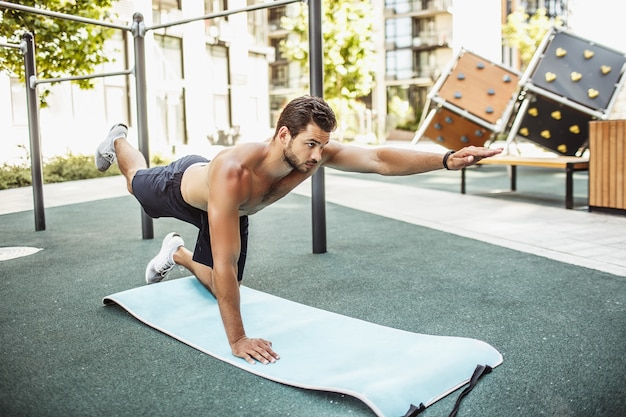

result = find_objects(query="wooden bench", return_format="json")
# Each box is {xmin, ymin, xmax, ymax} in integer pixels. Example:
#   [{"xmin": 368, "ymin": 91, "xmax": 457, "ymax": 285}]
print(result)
[{"xmin": 460, "ymin": 155, "xmax": 590, "ymax": 209}]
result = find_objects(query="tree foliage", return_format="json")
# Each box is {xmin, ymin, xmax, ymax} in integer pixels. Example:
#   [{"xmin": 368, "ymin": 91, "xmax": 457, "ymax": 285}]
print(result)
[
  {"xmin": 502, "ymin": 7, "xmax": 563, "ymax": 69},
  {"xmin": 280, "ymin": 0, "xmax": 376, "ymax": 102},
  {"xmin": 0, "ymin": 0, "xmax": 117, "ymax": 104}
]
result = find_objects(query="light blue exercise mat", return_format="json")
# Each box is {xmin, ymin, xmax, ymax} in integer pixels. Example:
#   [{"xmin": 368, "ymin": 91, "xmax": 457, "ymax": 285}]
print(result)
[{"xmin": 103, "ymin": 277, "xmax": 502, "ymax": 417}]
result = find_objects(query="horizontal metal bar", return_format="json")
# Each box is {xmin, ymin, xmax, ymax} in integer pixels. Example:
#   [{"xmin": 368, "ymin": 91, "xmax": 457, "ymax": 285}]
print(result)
[
  {"xmin": 33, "ymin": 68, "xmax": 133, "ymax": 86},
  {"xmin": 146, "ymin": 0, "xmax": 302, "ymax": 31},
  {"xmin": 0, "ymin": 41, "xmax": 22, "ymax": 50},
  {"xmin": 0, "ymin": 1, "xmax": 130, "ymax": 31}
]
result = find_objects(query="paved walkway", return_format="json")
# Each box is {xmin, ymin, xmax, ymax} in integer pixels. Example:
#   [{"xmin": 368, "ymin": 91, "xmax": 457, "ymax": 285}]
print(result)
[
  {"xmin": 293, "ymin": 172, "xmax": 626, "ymax": 277},
  {"xmin": 2, "ymin": 166, "xmax": 625, "ymax": 277}
]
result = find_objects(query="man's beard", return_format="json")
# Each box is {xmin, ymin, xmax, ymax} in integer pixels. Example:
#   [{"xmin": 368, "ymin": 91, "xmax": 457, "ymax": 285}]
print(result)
[{"xmin": 283, "ymin": 142, "xmax": 314, "ymax": 173}]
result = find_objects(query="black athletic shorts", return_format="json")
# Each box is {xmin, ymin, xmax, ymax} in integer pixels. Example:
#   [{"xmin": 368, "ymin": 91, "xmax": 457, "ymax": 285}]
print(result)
[{"xmin": 132, "ymin": 155, "xmax": 248, "ymax": 281}]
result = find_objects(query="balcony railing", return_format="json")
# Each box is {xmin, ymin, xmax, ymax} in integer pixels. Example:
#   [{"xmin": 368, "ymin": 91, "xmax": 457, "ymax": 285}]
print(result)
[
  {"xmin": 386, "ymin": 30, "xmax": 452, "ymax": 50},
  {"xmin": 384, "ymin": 0, "xmax": 452, "ymax": 16}
]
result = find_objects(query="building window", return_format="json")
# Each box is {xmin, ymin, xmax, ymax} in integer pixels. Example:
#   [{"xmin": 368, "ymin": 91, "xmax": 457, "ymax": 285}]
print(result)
[
  {"xmin": 270, "ymin": 95, "xmax": 289, "ymax": 128},
  {"xmin": 102, "ymin": 31, "xmax": 129, "ymax": 124},
  {"xmin": 271, "ymin": 64, "xmax": 289, "ymax": 88},
  {"xmin": 9, "ymin": 78, "xmax": 27, "ymax": 126},
  {"xmin": 415, "ymin": 50, "xmax": 434, "ymax": 78},
  {"xmin": 247, "ymin": 0, "xmax": 267, "ymax": 45},
  {"xmin": 152, "ymin": 0, "xmax": 182, "ymax": 26},
  {"xmin": 521, "ymin": 0, "xmax": 567, "ymax": 18},
  {"xmin": 387, "ymin": 0, "xmax": 411, "ymax": 14},
  {"xmin": 386, "ymin": 49, "xmax": 414, "ymax": 80},
  {"xmin": 415, "ymin": 17, "xmax": 436, "ymax": 46},
  {"xmin": 386, "ymin": 17, "xmax": 413, "ymax": 49},
  {"xmin": 270, "ymin": 35, "xmax": 289, "ymax": 88},
  {"xmin": 154, "ymin": 34, "xmax": 186, "ymax": 146},
  {"xmin": 207, "ymin": 44, "xmax": 232, "ymax": 133},
  {"xmin": 204, "ymin": 0, "xmax": 227, "ymax": 13},
  {"xmin": 270, "ymin": 37, "xmax": 286, "ymax": 62},
  {"xmin": 385, "ymin": 0, "xmax": 437, "ymax": 14},
  {"xmin": 204, "ymin": 0, "xmax": 228, "ymax": 41},
  {"xmin": 268, "ymin": 6, "xmax": 286, "ymax": 30}
]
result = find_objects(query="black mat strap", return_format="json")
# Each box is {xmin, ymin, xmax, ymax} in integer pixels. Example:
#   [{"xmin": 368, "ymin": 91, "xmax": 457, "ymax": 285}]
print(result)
[
  {"xmin": 448, "ymin": 364, "xmax": 493, "ymax": 417},
  {"xmin": 400, "ymin": 364, "xmax": 493, "ymax": 417},
  {"xmin": 400, "ymin": 402, "xmax": 426, "ymax": 417}
]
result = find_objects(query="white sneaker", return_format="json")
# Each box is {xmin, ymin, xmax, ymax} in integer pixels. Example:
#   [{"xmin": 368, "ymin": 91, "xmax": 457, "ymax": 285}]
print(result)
[
  {"xmin": 95, "ymin": 123, "xmax": 127, "ymax": 172},
  {"xmin": 145, "ymin": 232, "xmax": 185, "ymax": 284}
]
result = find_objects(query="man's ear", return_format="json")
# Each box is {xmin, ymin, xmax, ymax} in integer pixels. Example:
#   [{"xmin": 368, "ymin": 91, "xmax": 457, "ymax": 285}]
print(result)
[{"xmin": 277, "ymin": 126, "xmax": 290, "ymax": 145}]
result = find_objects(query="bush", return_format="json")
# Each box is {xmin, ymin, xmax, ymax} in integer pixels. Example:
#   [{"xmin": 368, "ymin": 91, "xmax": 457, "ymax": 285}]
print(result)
[
  {"xmin": 0, "ymin": 153, "xmax": 121, "ymax": 190},
  {"xmin": 44, "ymin": 153, "xmax": 122, "ymax": 183},
  {"xmin": 0, "ymin": 163, "xmax": 33, "ymax": 190},
  {"xmin": 0, "ymin": 151, "xmax": 175, "ymax": 190}
]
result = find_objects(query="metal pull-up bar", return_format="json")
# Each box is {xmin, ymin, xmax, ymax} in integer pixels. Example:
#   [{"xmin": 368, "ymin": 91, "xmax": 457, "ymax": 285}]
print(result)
[
  {"xmin": 0, "ymin": 40, "xmax": 23, "ymax": 49},
  {"xmin": 0, "ymin": 1, "xmax": 136, "ymax": 234},
  {"xmin": 21, "ymin": 32, "xmax": 45, "ymax": 231},
  {"xmin": 0, "ymin": 1, "xmax": 130, "ymax": 31},
  {"xmin": 30, "ymin": 69, "xmax": 134, "ymax": 88},
  {"xmin": 1, "ymin": 0, "xmax": 328, "ymax": 253},
  {"xmin": 147, "ymin": 0, "xmax": 302, "ymax": 31},
  {"xmin": 0, "ymin": 34, "xmax": 45, "ymax": 230},
  {"xmin": 308, "ymin": 0, "xmax": 326, "ymax": 254}
]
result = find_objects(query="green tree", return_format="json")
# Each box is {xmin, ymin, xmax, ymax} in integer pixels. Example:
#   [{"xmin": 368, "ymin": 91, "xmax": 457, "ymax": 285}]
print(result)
[
  {"xmin": 502, "ymin": 7, "xmax": 563, "ymax": 69},
  {"xmin": 0, "ymin": 0, "xmax": 117, "ymax": 105},
  {"xmin": 280, "ymin": 0, "xmax": 376, "ymax": 134}
]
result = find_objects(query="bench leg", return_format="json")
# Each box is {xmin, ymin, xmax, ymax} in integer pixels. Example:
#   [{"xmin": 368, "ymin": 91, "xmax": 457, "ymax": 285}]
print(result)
[
  {"xmin": 565, "ymin": 164, "xmax": 573, "ymax": 209},
  {"xmin": 461, "ymin": 168, "xmax": 466, "ymax": 194},
  {"xmin": 507, "ymin": 165, "xmax": 517, "ymax": 191}
]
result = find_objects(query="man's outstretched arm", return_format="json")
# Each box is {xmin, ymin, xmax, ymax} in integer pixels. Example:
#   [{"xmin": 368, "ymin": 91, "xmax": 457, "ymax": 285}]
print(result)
[{"xmin": 322, "ymin": 143, "xmax": 503, "ymax": 175}]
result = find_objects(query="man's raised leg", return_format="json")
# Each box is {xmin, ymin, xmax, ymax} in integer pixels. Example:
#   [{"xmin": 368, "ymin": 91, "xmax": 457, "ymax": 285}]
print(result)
[
  {"xmin": 95, "ymin": 124, "xmax": 128, "ymax": 172},
  {"xmin": 95, "ymin": 124, "xmax": 148, "ymax": 194}
]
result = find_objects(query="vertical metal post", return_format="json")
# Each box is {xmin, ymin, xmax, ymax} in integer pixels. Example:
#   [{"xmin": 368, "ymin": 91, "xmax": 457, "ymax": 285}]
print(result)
[
  {"xmin": 309, "ymin": 0, "xmax": 326, "ymax": 254},
  {"xmin": 132, "ymin": 13, "xmax": 154, "ymax": 239},
  {"xmin": 22, "ymin": 32, "xmax": 45, "ymax": 231},
  {"xmin": 504, "ymin": 96, "xmax": 530, "ymax": 154}
]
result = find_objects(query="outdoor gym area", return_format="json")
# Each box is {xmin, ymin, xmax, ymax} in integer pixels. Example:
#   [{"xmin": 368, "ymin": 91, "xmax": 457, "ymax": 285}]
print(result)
[{"xmin": 1, "ymin": 1, "xmax": 626, "ymax": 417}]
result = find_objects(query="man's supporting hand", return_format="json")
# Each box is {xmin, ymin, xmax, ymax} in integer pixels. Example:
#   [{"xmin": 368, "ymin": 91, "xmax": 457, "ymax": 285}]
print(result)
[{"xmin": 231, "ymin": 336, "xmax": 280, "ymax": 365}]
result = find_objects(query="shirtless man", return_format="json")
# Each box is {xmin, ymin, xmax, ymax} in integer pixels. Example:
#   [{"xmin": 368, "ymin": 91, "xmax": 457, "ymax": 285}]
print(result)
[{"xmin": 95, "ymin": 95, "xmax": 502, "ymax": 366}]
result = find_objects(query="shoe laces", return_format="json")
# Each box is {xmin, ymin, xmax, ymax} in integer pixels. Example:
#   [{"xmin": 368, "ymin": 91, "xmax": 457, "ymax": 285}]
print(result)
[
  {"xmin": 155, "ymin": 258, "xmax": 176, "ymax": 278},
  {"xmin": 101, "ymin": 151, "xmax": 116, "ymax": 164}
]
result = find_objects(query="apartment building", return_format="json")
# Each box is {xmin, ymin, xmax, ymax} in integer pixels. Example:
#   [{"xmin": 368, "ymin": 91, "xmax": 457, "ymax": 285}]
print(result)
[{"xmin": 377, "ymin": 0, "xmax": 456, "ymax": 138}]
